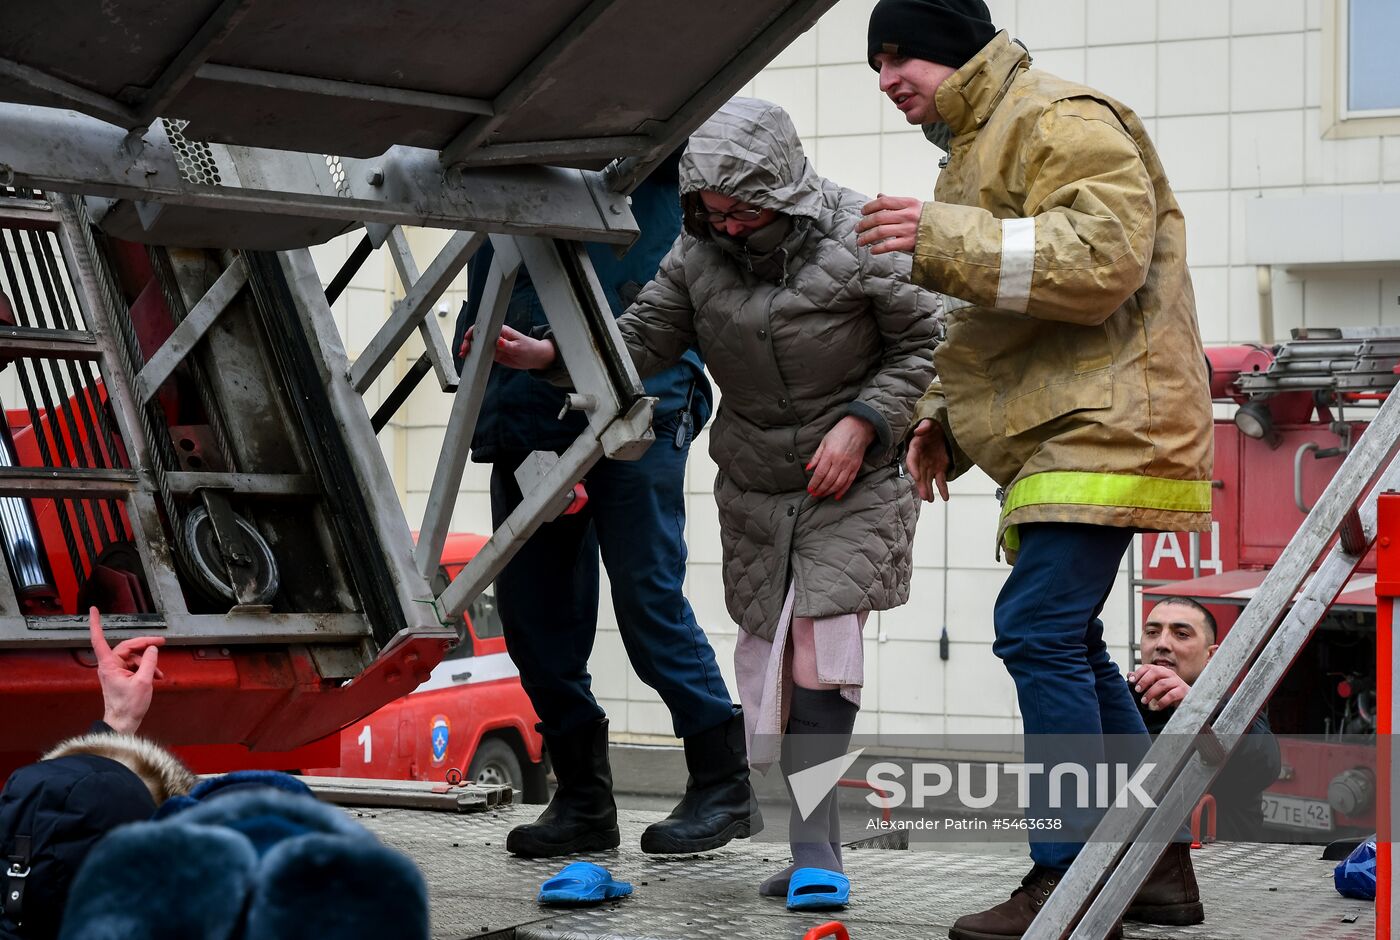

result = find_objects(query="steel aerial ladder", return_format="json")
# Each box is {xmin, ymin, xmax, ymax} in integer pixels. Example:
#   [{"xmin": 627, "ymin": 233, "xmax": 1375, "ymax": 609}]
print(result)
[
  {"xmin": 0, "ymin": 0, "xmax": 838, "ymax": 760},
  {"xmin": 1025, "ymin": 351, "xmax": 1400, "ymax": 938}
]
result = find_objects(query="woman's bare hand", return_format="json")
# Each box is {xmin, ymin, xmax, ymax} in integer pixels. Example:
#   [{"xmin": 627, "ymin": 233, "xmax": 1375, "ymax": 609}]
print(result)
[
  {"xmin": 807, "ymin": 415, "xmax": 876, "ymax": 500},
  {"xmin": 459, "ymin": 324, "xmax": 557, "ymax": 370}
]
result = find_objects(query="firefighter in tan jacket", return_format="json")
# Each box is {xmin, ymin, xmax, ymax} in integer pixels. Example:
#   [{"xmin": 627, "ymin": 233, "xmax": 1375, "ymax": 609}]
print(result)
[{"xmin": 856, "ymin": 2, "xmax": 1213, "ymax": 938}]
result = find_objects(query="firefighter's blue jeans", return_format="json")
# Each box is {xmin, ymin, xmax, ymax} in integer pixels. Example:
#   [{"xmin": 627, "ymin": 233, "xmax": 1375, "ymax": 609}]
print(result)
[
  {"xmin": 489, "ymin": 414, "xmax": 734, "ymax": 740},
  {"xmin": 992, "ymin": 522, "xmax": 1152, "ymax": 872}
]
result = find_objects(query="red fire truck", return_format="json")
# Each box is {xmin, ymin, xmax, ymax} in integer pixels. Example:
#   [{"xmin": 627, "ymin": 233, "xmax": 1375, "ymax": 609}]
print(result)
[
  {"xmin": 308, "ymin": 532, "xmax": 546, "ymax": 799},
  {"xmin": 2, "ymin": 349, "xmax": 542, "ymax": 792},
  {"xmin": 1, "ymin": 230, "xmax": 541, "ymax": 789},
  {"xmin": 1140, "ymin": 330, "xmax": 1391, "ymax": 840}
]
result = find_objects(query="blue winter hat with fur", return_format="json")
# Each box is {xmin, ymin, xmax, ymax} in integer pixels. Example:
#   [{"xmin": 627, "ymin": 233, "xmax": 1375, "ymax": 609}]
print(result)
[{"xmin": 60, "ymin": 785, "xmax": 428, "ymax": 939}]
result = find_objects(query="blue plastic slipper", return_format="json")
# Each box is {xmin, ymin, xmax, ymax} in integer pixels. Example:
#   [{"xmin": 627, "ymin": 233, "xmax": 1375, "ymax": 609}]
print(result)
[
  {"xmin": 786, "ymin": 867, "xmax": 850, "ymax": 911},
  {"xmin": 538, "ymin": 862, "xmax": 633, "ymax": 906}
]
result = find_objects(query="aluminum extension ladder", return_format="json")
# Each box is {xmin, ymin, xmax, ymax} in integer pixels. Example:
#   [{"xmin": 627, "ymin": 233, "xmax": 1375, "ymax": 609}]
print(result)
[
  {"xmin": 314, "ymin": 222, "xmax": 655, "ymax": 627},
  {"xmin": 1025, "ymin": 388, "xmax": 1400, "ymax": 939}
]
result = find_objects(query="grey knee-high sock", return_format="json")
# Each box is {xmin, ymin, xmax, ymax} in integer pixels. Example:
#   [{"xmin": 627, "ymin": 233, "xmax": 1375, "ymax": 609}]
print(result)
[{"xmin": 759, "ymin": 686, "xmax": 858, "ymax": 897}]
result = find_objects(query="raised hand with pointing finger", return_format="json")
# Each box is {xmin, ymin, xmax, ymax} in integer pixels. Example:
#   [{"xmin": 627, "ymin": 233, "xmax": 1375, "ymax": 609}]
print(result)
[{"xmin": 89, "ymin": 606, "xmax": 164, "ymax": 735}]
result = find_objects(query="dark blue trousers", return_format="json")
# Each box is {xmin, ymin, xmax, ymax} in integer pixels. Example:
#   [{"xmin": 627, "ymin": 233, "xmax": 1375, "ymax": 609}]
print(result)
[
  {"xmin": 489, "ymin": 414, "xmax": 733, "ymax": 739},
  {"xmin": 992, "ymin": 522, "xmax": 1151, "ymax": 871}
]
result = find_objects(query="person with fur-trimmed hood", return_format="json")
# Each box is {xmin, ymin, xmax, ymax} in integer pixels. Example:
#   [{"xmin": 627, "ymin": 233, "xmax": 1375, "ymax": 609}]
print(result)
[
  {"xmin": 0, "ymin": 733, "xmax": 195, "ymax": 939},
  {"xmin": 0, "ymin": 611, "xmax": 194, "ymax": 939},
  {"xmin": 2, "ymin": 611, "xmax": 429, "ymax": 939},
  {"xmin": 467, "ymin": 97, "xmax": 942, "ymax": 910}
]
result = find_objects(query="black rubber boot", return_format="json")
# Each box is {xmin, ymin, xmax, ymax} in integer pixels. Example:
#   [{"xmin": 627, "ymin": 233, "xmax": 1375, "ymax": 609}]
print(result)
[
  {"xmin": 640, "ymin": 708, "xmax": 763, "ymax": 854},
  {"xmin": 506, "ymin": 718, "xmax": 620, "ymax": 858}
]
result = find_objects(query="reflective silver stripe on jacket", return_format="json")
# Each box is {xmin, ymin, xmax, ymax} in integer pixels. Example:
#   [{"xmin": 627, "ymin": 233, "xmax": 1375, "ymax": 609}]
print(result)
[{"xmin": 995, "ymin": 217, "xmax": 1035, "ymax": 312}]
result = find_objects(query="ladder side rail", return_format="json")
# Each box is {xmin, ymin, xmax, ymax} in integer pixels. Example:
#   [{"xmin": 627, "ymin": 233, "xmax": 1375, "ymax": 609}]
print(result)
[
  {"xmin": 348, "ymin": 229, "xmax": 482, "ymax": 393},
  {"xmin": 1068, "ymin": 464, "xmax": 1395, "ymax": 939},
  {"xmin": 48, "ymin": 194, "xmax": 190, "ymax": 619},
  {"xmin": 267, "ymin": 247, "xmax": 443, "ymax": 641},
  {"xmin": 1027, "ymin": 388, "xmax": 1400, "ymax": 939},
  {"xmin": 436, "ymin": 432, "xmax": 604, "ymax": 622},
  {"xmin": 413, "ymin": 237, "xmax": 520, "ymax": 580},
  {"xmin": 383, "ymin": 227, "xmax": 460, "ymax": 392}
]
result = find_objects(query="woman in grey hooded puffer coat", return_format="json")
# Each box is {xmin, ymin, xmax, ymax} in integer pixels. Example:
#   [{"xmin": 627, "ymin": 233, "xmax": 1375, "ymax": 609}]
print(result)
[
  {"xmin": 637, "ymin": 98, "xmax": 939, "ymax": 641},
  {"xmin": 484, "ymin": 98, "xmax": 940, "ymax": 904}
]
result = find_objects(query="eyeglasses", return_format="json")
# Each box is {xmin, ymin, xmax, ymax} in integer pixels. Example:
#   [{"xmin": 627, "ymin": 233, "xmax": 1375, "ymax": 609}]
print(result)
[{"xmin": 693, "ymin": 207, "xmax": 766, "ymax": 224}]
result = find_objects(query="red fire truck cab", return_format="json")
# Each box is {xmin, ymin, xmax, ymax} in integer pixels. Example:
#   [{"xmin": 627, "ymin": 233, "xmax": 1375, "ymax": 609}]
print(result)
[{"xmin": 308, "ymin": 533, "xmax": 546, "ymax": 801}]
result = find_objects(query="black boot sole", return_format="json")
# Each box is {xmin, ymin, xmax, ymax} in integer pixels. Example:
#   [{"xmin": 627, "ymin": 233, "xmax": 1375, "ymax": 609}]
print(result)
[
  {"xmin": 505, "ymin": 826, "xmax": 621, "ymax": 859},
  {"xmin": 639, "ymin": 814, "xmax": 762, "ymax": 855},
  {"xmin": 1124, "ymin": 900, "xmax": 1205, "ymax": 926}
]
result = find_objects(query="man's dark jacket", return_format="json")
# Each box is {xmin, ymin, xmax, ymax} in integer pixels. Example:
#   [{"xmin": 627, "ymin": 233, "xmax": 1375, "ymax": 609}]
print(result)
[{"xmin": 1134, "ymin": 679, "xmax": 1281, "ymax": 841}]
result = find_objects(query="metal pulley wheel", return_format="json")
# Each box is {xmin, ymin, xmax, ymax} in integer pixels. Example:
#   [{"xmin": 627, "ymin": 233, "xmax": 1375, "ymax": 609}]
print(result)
[{"xmin": 180, "ymin": 505, "xmax": 280, "ymax": 606}]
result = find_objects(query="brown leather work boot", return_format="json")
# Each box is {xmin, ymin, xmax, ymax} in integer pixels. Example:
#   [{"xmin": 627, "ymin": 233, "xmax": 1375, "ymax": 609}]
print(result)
[
  {"xmin": 948, "ymin": 866, "xmax": 1123, "ymax": 940},
  {"xmin": 1125, "ymin": 843, "xmax": 1205, "ymax": 925}
]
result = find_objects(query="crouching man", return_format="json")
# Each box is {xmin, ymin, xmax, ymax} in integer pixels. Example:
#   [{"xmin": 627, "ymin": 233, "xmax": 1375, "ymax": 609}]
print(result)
[{"xmin": 1130, "ymin": 596, "xmax": 1280, "ymax": 842}]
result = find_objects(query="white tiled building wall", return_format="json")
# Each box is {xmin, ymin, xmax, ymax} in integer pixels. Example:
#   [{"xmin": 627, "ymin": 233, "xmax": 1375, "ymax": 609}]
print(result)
[{"xmin": 305, "ymin": 0, "xmax": 1400, "ymax": 743}]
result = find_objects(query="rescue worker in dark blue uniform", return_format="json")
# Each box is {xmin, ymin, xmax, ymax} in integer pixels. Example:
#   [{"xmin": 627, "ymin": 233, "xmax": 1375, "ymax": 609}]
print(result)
[{"xmin": 453, "ymin": 153, "xmax": 757, "ymax": 858}]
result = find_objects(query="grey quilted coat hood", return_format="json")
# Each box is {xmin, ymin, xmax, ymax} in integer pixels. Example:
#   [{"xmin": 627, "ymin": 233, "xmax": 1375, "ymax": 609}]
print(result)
[{"xmin": 616, "ymin": 98, "xmax": 941, "ymax": 638}]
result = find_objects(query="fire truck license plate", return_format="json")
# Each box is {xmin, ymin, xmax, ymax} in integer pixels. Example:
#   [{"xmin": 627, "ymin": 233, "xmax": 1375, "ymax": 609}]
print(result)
[{"xmin": 1261, "ymin": 794, "xmax": 1333, "ymax": 831}]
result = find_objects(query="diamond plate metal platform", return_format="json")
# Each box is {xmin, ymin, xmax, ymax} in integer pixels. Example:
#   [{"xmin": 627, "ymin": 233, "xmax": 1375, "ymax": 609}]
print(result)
[{"xmin": 352, "ymin": 806, "xmax": 1376, "ymax": 940}]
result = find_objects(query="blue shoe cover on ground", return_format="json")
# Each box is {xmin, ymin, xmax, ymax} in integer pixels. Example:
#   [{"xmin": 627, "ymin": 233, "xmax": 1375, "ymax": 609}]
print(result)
[
  {"xmin": 786, "ymin": 867, "xmax": 850, "ymax": 911},
  {"xmin": 538, "ymin": 861, "xmax": 633, "ymax": 905}
]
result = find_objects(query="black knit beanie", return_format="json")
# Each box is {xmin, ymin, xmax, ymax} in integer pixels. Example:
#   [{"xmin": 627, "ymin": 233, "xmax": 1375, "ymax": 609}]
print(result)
[{"xmin": 867, "ymin": 0, "xmax": 998, "ymax": 71}]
